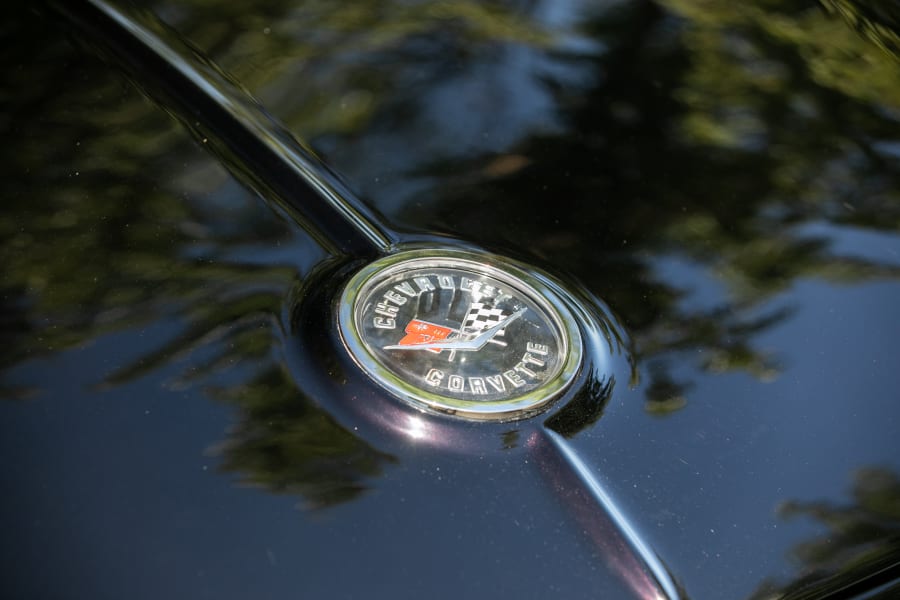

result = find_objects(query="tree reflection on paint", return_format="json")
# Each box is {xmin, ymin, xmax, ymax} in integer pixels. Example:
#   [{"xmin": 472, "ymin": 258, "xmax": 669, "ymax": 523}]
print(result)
[
  {"xmin": 749, "ymin": 467, "xmax": 900, "ymax": 599},
  {"xmin": 378, "ymin": 0, "xmax": 900, "ymax": 413},
  {"xmin": 2, "ymin": 0, "xmax": 900, "ymax": 510},
  {"xmin": 148, "ymin": 0, "xmax": 900, "ymax": 415},
  {"xmin": 0, "ymin": 7, "xmax": 394, "ymax": 509}
]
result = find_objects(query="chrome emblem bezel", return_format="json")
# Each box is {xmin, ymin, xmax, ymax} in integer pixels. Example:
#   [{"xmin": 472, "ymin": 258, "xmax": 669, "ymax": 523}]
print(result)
[{"xmin": 338, "ymin": 249, "xmax": 583, "ymax": 421}]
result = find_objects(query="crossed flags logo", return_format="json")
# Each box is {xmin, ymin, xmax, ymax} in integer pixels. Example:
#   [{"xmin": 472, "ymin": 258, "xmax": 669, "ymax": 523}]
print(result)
[
  {"xmin": 394, "ymin": 301, "xmax": 509, "ymax": 353},
  {"xmin": 461, "ymin": 302, "xmax": 507, "ymax": 334}
]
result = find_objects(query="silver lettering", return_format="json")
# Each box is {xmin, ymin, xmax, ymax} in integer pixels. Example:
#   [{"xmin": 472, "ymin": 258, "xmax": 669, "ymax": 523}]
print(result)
[
  {"xmin": 425, "ymin": 369, "xmax": 444, "ymax": 387},
  {"xmin": 375, "ymin": 302, "xmax": 399, "ymax": 317},
  {"xmin": 469, "ymin": 377, "xmax": 487, "ymax": 395},
  {"xmin": 521, "ymin": 352, "xmax": 545, "ymax": 368},
  {"xmin": 514, "ymin": 362, "xmax": 538, "ymax": 378},
  {"xmin": 503, "ymin": 369, "xmax": 526, "ymax": 388},
  {"xmin": 526, "ymin": 342, "xmax": 549, "ymax": 356},
  {"xmin": 414, "ymin": 277, "xmax": 435, "ymax": 292},
  {"xmin": 394, "ymin": 281, "xmax": 417, "ymax": 297},
  {"xmin": 374, "ymin": 317, "xmax": 396, "ymax": 329},
  {"xmin": 486, "ymin": 375, "xmax": 506, "ymax": 392},
  {"xmin": 448, "ymin": 375, "xmax": 464, "ymax": 392},
  {"xmin": 436, "ymin": 275, "xmax": 455, "ymax": 290},
  {"xmin": 383, "ymin": 290, "xmax": 407, "ymax": 305}
]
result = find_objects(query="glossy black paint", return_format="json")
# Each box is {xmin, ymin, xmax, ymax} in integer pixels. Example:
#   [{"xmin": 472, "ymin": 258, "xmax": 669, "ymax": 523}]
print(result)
[
  {"xmin": 3, "ymin": 1, "xmax": 900, "ymax": 598},
  {"xmin": 50, "ymin": 0, "xmax": 394, "ymax": 257}
]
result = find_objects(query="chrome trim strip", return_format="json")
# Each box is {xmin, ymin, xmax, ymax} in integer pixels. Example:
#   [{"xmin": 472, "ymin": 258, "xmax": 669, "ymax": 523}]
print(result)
[{"xmin": 544, "ymin": 429, "xmax": 682, "ymax": 600}]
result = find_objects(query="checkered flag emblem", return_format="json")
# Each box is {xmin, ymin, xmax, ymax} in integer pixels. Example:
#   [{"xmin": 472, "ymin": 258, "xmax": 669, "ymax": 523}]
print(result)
[{"xmin": 461, "ymin": 302, "xmax": 507, "ymax": 334}]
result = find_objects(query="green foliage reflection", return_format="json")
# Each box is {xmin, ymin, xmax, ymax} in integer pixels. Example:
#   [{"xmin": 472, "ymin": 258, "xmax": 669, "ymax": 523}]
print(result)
[
  {"xmin": 143, "ymin": 0, "xmax": 553, "ymax": 138},
  {"xmin": 211, "ymin": 366, "xmax": 397, "ymax": 509},
  {"xmin": 0, "ymin": 7, "xmax": 393, "ymax": 509},
  {"xmin": 372, "ymin": 0, "xmax": 900, "ymax": 413},
  {"xmin": 4, "ymin": 0, "xmax": 900, "ymax": 509},
  {"xmin": 127, "ymin": 0, "xmax": 900, "ymax": 419},
  {"xmin": 750, "ymin": 467, "xmax": 900, "ymax": 599}
]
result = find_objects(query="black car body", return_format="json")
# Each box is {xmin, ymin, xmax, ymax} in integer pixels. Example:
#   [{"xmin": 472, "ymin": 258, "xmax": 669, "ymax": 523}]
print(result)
[{"xmin": 3, "ymin": 1, "xmax": 900, "ymax": 598}]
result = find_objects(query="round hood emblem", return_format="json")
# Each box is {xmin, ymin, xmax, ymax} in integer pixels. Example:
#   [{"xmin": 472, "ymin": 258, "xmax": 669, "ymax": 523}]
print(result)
[{"xmin": 338, "ymin": 250, "xmax": 583, "ymax": 421}]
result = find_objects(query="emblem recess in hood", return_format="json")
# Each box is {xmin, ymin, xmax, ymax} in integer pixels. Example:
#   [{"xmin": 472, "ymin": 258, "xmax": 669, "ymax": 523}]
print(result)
[{"xmin": 338, "ymin": 250, "xmax": 583, "ymax": 421}]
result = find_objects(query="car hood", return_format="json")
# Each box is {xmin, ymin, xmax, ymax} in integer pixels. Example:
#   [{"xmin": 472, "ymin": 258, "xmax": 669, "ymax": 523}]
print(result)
[{"xmin": 3, "ymin": 1, "xmax": 900, "ymax": 598}]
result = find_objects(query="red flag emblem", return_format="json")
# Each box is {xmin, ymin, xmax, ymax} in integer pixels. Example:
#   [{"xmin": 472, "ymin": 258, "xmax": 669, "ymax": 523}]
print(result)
[{"xmin": 396, "ymin": 320, "xmax": 455, "ymax": 352}]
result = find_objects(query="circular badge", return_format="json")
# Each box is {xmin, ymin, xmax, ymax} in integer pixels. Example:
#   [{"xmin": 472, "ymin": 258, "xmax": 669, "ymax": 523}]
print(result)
[{"xmin": 338, "ymin": 250, "xmax": 582, "ymax": 420}]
